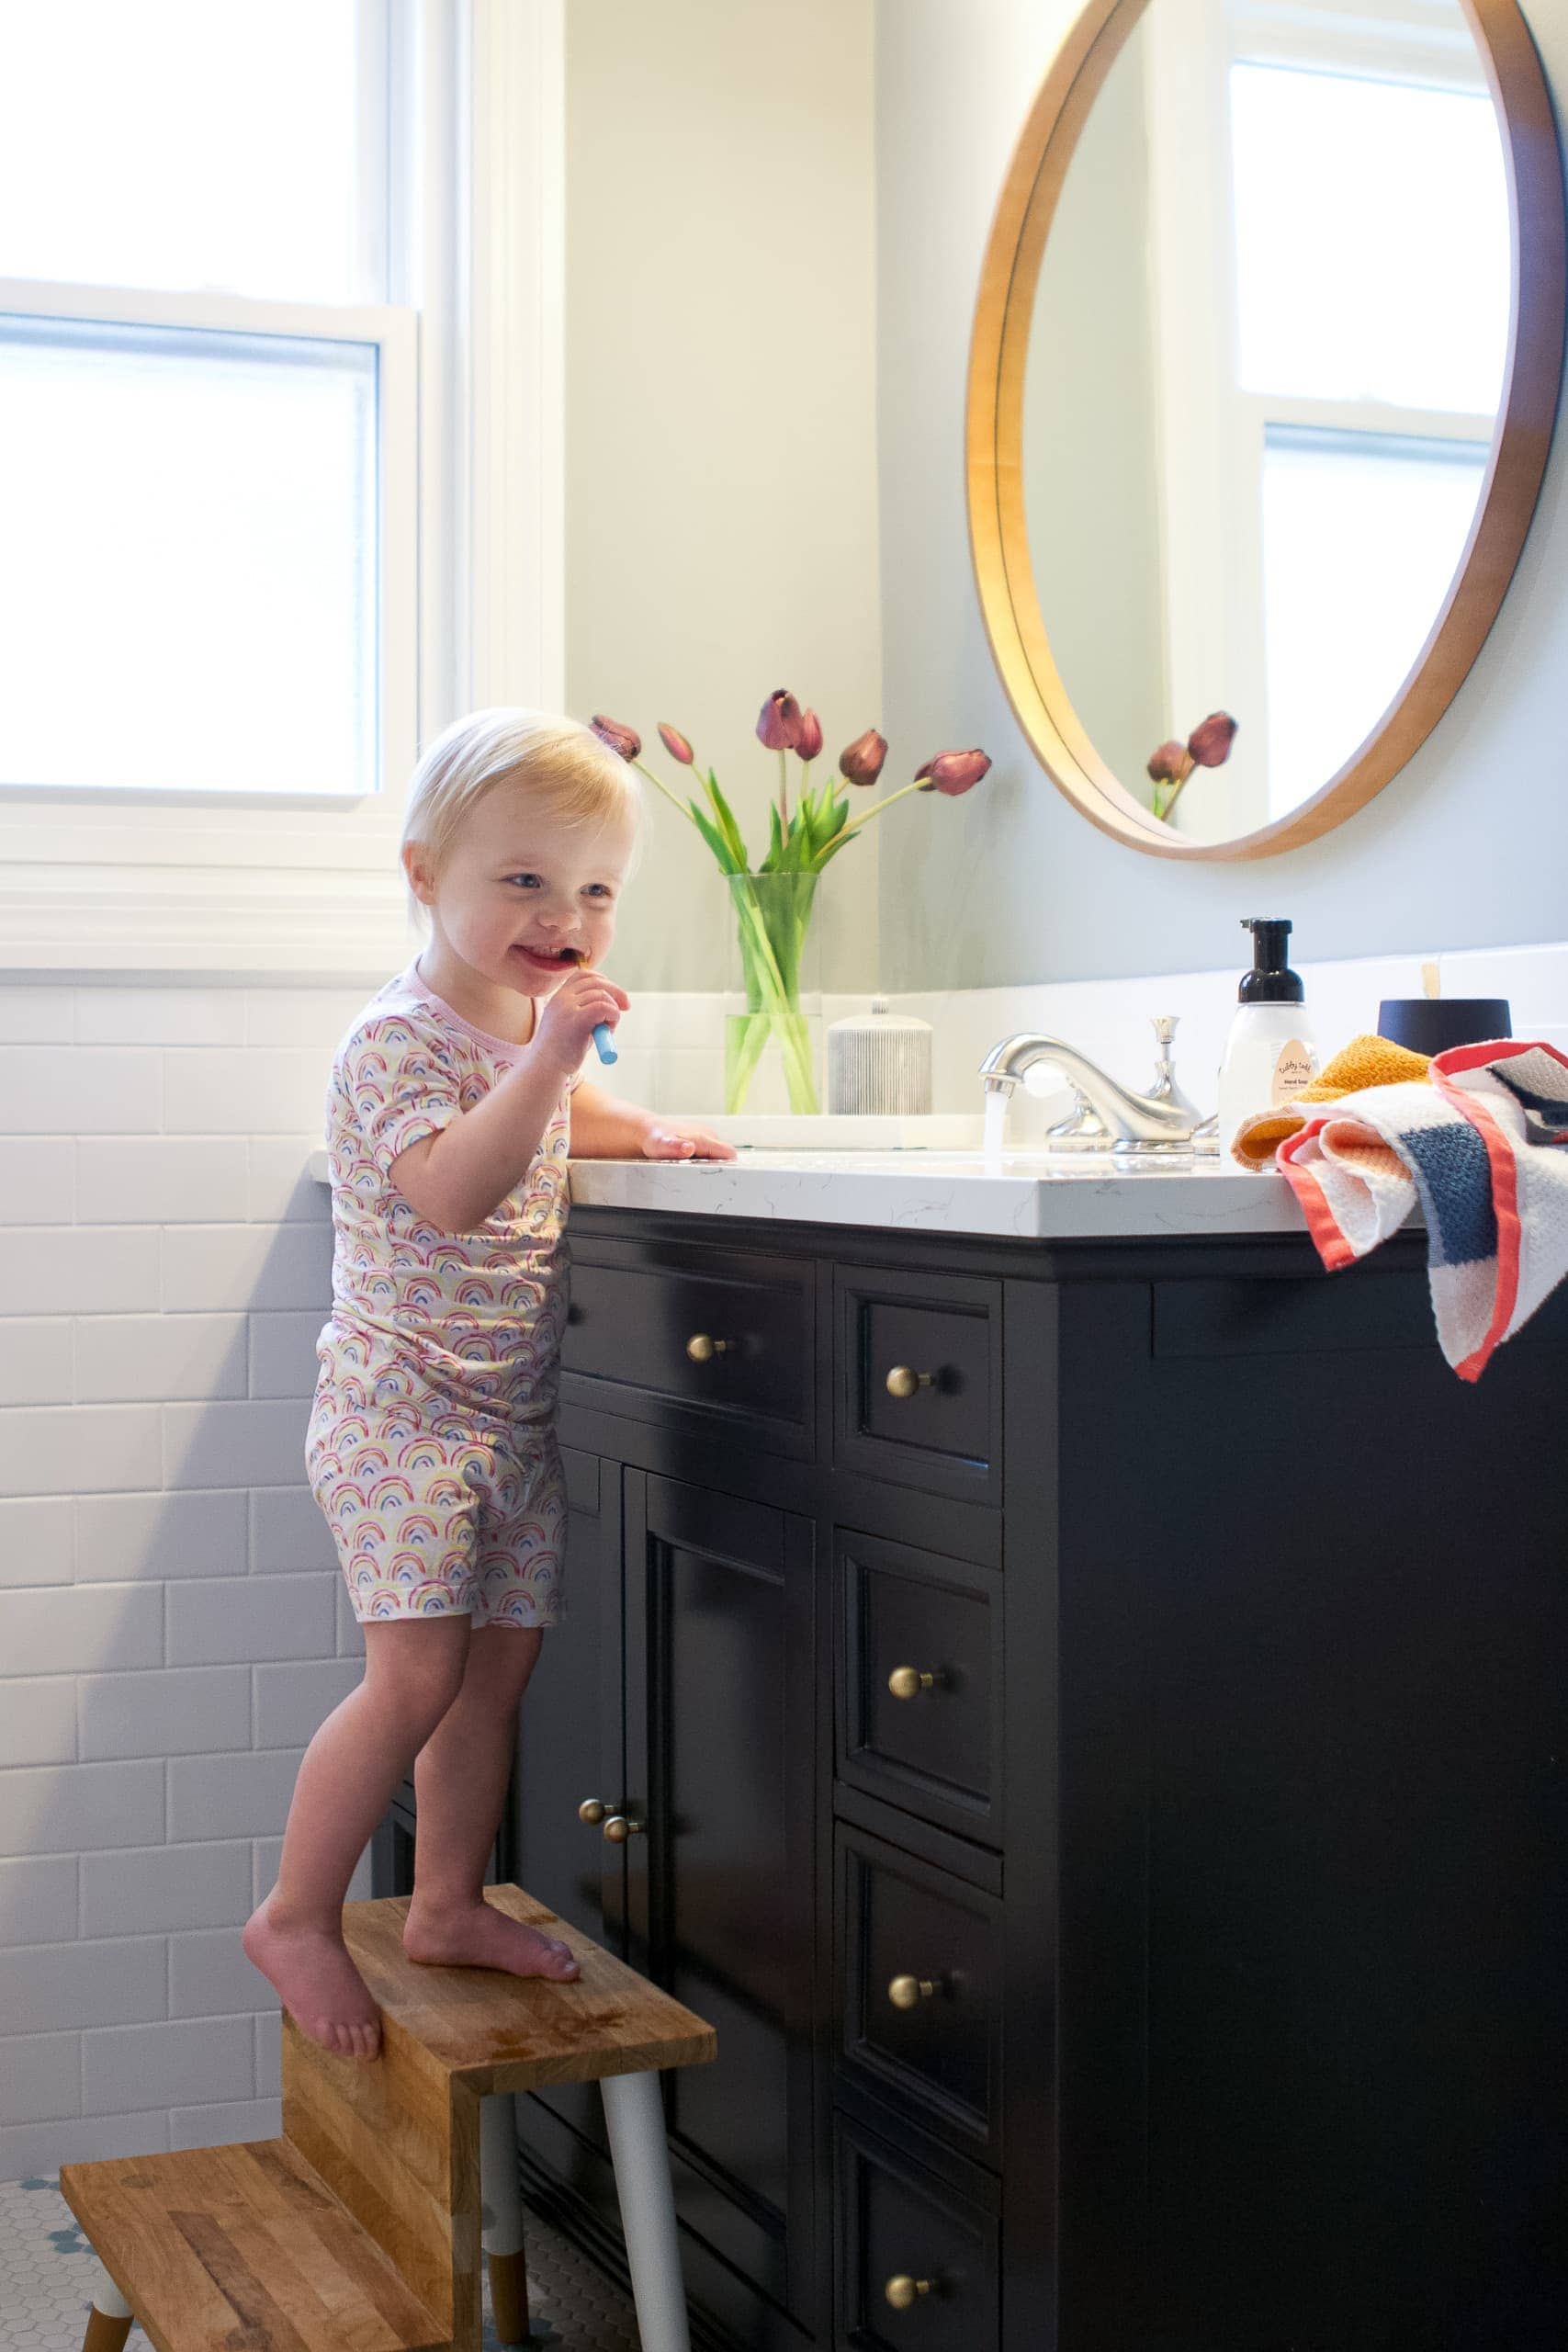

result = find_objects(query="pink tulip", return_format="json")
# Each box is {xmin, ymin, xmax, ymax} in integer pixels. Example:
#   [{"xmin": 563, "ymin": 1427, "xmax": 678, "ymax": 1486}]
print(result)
[
  {"xmin": 756, "ymin": 689, "xmax": 804, "ymax": 752},
  {"xmin": 915, "ymin": 749, "xmax": 991, "ymax": 797},
  {"xmin": 591, "ymin": 715, "xmax": 641, "ymax": 762},
  {"xmin": 840, "ymin": 728, "xmax": 888, "ymax": 786},
  {"xmin": 658, "ymin": 723, "xmax": 694, "ymax": 765},
  {"xmin": 795, "ymin": 707, "xmax": 823, "ymax": 763},
  {"xmin": 1187, "ymin": 711, "xmax": 1238, "ymax": 767},
  {"xmin": 1146, "ymin": 739, "xmax": 1190, "ymax": 784}
]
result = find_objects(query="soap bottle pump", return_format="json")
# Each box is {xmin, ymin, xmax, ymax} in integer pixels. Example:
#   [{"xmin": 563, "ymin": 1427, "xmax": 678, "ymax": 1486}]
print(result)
[{"xmin": 1216, "ymin": 918, "xmax": 1319, "ymax": 1160}]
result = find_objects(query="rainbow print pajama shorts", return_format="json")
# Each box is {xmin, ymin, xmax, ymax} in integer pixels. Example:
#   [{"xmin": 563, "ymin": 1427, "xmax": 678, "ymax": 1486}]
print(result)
[{"xmin": 306, "ymin": 1383, "xmax": 566, "ymax": 1629}]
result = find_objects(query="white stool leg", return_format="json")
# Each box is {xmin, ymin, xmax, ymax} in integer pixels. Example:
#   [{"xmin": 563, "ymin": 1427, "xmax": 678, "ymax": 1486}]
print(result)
[
  {"xmin": 82, "ymin": 2258, "xmax": 135, "ymax": 2352},
  {"xmin": 601, "ymin": 2070, "xmax": 691, "ymax": 2352},
  {"xmin": 479, "ymin": 2093, "xmax": 531, "ymax": 2345},
  {"xmin": 479, "ymin": 2092, "xmax": 525, "ymax": 2257},
  {"xmin": 88, "ymin": 2260, "xmax": 133, "ymax": 2320}
]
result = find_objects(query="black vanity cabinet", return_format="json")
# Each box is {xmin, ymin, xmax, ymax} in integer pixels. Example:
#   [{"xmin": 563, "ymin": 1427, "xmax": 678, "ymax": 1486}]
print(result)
[{"xmin": 389, "ymin": 1204, "xmax": 1568, "ymax": 2352}]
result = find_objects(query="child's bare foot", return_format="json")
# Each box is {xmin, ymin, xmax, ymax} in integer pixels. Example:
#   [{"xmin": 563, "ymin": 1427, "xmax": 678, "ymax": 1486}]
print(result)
[
  {"xmin": 242, "ymin": 1891, "xmax": 383, "ymax": 2061},
  {"xmin": 402, "ymin": 1894, "xmax": 581, "ymax": 1981}
]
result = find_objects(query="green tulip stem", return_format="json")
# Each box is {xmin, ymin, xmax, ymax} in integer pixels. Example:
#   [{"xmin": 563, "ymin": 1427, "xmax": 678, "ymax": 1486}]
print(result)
[
  {"xmin": 838, "ymin": 775, "xmax": 929, "ymax": 835},
  {"xmin": 778, "ymin": 747, "xmax": 789, "ymax": 828},
  {"xmin": 726, "ymin": 874, "xmax": 821, "ymax": 1114},
  {"xmin": 1156, "ymin": 756, "xmax": 1195, "ymax": 821},
  {"xmin": 632, "ymin": 756, "xmax": 698, "ymax": 822}
]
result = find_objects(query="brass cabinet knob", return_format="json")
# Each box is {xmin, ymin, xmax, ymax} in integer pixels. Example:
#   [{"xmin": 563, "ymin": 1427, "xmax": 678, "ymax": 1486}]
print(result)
[
  {"xmin": 884, "ymin": 2276, "xmax": 932, "ymax": 2311},
  {"xmin": 602, "ymin": 1814, "xmax": 644, "ymax": 1844},
  {"xmin": 686, "ymin": 1332, "xmax": 731, "ymax": 1363},
  {"xmin": 578, "ymin": 1798, "xmax": 607, "ymax": 1825},
  {"xmin": 887, "ymin": 1665, "xmax": 937, "ymax": 1701},
  {"xmin": 885, "ymin": 1364, "xmax": 934, "ymax": 1399},
  {"xmin": 887, "ymin": 1973, "xmax": 938, "ymax": 2010}
]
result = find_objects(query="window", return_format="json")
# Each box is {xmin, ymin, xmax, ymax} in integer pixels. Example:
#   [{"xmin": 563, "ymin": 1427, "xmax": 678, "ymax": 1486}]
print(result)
[
  {"xmin": 0, "ymin": 2, "xmax": 566, "ymax": 976},
  {"xmin": 0, "ymin": 1, "xmax": 412, "ymax": 802}
]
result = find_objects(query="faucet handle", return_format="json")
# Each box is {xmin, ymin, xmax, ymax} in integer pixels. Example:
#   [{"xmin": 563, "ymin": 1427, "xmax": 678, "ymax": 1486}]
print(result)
[{"xmin": 1147, "ymin": 1013, "xmax": 1201, "ymax": 1124}]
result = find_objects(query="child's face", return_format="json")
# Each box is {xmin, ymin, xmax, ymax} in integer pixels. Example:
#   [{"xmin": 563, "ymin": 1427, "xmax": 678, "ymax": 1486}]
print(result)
[{"xmin": 409, "ymin": 782, "xmax": 635, "ymax": 997}]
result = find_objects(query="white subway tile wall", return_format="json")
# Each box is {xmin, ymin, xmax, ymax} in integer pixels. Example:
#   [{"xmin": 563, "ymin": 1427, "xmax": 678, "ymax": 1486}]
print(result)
[
  {"xmin": 0, "ymin": 978, "xmax": 722, "ymax": 2174},
  {"xmin": 0, "ymin": 983, "xmax": 374, "ymax": 2172},
  {"xmin": 3, "ymin": 951, "xmax": 1562, "ymax": 2170}
]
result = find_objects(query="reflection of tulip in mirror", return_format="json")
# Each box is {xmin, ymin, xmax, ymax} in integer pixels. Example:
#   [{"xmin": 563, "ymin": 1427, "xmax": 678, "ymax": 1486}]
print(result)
[{"xmin": 1147, "ymin": 711, "xmax": 1238, "ymax": 821}]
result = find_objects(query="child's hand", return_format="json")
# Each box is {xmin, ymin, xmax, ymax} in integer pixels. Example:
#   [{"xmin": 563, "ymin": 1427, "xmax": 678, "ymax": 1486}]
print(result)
[
  {"xmin": 641, "ymin": 1120, "xmax": 737, "ymax": 1161},
  {"xmin": 533, "ymin": 967, "xmax": 629, "ymax": 1076}
]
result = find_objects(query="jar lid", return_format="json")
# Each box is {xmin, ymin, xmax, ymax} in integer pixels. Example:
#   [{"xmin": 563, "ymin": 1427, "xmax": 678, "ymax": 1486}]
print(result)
[{"xmin": 827, "ymin": 998, "xmax": 933, "ymax": 1037}]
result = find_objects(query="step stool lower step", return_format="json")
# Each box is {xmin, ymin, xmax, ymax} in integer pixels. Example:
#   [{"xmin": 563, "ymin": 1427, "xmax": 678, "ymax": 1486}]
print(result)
[{"xmin": 61, "ymin": 2134, "xmax": 445, "ymax": 2352}]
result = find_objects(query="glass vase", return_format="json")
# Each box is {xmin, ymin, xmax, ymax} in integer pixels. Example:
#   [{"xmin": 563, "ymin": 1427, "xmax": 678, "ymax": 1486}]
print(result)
[{"xmin": 723, "ymin": 871, "xmax": 823, "ymax": 1115}]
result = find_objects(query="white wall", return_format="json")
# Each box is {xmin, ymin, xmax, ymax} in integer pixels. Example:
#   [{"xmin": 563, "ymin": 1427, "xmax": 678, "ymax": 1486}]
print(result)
[{"xmin": 564, "ymin": 0, "xmax": 883, "ymax": 997}]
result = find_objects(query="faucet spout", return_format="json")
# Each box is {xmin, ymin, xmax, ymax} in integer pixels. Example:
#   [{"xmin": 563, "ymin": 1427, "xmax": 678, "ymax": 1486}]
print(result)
[{"xmin": 977, "ymin": 1031, "xmax": 1201, "ymax": 1148}]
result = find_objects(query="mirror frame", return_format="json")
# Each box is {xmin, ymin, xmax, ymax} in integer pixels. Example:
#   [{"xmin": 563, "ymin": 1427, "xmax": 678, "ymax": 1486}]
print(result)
[{"xmin": 966, "ymin": 0, "xmax": 1567, "ymax": 860}]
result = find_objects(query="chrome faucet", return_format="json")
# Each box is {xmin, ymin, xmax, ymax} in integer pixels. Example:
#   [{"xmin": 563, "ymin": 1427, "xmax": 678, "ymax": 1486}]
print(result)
[{"xmin": 979, "ymin": 1015, "xmax": 1207, "ymax": 1154}]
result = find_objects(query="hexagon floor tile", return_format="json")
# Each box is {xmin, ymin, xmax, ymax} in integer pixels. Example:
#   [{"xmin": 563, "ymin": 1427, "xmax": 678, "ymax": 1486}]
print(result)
[{"xmin": 0, "ymin": 2171, "xmax": 640, "ymax": 2352}]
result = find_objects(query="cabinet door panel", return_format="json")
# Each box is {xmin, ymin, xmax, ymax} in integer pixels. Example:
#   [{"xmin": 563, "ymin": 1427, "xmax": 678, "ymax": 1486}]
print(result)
[
  {"xmin": 625, "ymin": 1473, "xmax": 816, "ymax": 2330},
  {"xmin": 511, "ymin": 1445, "xmax": 625, "ymax": 2156}
]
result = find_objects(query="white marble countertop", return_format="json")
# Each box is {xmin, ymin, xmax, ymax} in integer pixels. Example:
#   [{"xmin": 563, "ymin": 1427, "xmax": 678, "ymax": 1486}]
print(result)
[
  {"xmin": 309, "ymin": 1142, "xmax": 1318, "ymax": 1239},
  {"xmin": 562, "ymin": 1148, "xmax": 1317, "ymax": 1241},
  {"xmin": 300, "ymin": 1143, "xmax": 1401, "ymax": 1250}
]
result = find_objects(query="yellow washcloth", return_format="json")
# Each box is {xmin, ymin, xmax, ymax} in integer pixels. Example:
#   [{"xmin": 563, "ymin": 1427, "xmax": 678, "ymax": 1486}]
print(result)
[{"xmin": 1231, "ymin": 1033, "xmax": 1431, "ymax": 1170}]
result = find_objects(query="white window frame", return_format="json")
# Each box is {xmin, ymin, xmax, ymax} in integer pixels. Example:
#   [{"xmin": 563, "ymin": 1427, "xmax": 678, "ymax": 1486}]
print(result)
[
  {"xmin": 1142, "ymin": 0, "xmax": 1497, "ymax": 838},
  {"xmin": 0, "ymin": 0, "xmax": 565, "ymax": 980}
]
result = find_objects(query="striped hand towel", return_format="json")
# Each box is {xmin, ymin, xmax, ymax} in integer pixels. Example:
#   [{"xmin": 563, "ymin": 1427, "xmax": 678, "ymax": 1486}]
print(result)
[{"xmin": 1275, "ymin": 1039, "xmax": 1568, "ymax": 1380}]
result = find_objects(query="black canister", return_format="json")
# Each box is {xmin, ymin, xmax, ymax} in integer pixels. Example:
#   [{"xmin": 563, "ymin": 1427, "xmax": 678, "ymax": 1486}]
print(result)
[{"xmin": 1376, "ymin": 998, "xmax": 1511, "ymax": 1054}]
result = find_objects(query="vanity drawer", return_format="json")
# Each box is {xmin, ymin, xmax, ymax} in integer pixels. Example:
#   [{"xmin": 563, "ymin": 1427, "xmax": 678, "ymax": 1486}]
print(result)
[
  {"xmin": 837, "ymin": 1821, "xmax": 1003, "ymax": 2167},
  {"xmin": 837, "ymin": 1531, "xmax": 1003, "ymax": 1848},
  {"xmin": 561, "ymin": 1242, "xmax": 814, "ymax": 1456},
  {"xmin": 834, "ymin": 2109, "xmax": 999, "ymax": 2352},
  {"xmin": 835, "ymin": 1266, "xmax": 1001, "ymax": 1503}
]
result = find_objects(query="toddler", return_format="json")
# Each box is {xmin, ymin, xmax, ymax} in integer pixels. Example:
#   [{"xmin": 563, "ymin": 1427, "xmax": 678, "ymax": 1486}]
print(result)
[{"xmin": 243, "ymin": 709, "xmax": 734, "ymax": 2061}]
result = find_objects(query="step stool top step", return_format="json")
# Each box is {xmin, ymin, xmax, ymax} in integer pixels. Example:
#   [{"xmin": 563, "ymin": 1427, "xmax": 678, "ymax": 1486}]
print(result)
[
  {"xmin": 58, "ymin": 2136, "xmax": 445, "ymax": 2352},
  {"xmin": 342, "ymin": 1883, "xmax": 716, "ymax": 2090}
]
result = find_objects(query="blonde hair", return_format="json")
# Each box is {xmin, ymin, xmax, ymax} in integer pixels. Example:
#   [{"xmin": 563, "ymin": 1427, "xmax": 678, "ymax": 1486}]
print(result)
[{"xmin": 400, "ymin": 707, "xmax": 642, "ymax": 922}]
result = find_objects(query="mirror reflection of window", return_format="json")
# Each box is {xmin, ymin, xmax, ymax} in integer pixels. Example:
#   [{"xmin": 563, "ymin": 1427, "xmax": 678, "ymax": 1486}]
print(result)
[
  {"xmin": 1229, "ymin": 49, "xmax": 1508, "ymax": 814},
  {"xmin": 1231, "ymin": 61, "xmax": 1509, "ymax": 413},
  {"xmin": 1260, "ymin": 425, "xmax": 1489, "ymax": 813}
]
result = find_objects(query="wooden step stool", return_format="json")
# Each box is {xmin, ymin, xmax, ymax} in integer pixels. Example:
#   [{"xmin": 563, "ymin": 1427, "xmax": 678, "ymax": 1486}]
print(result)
[{"xmin": 59, "ymin": 1885, "xmax": 716, "ymax": 2352}]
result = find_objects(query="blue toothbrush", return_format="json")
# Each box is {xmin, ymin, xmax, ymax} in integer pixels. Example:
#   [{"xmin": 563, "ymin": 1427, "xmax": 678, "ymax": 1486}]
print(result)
[{"xmin": 563, "ymin": 949, "xmax": 618, "ymax": 1064}]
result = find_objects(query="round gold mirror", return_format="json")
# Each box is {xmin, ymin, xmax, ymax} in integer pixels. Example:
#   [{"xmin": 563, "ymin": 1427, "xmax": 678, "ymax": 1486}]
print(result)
[{"xmin": 967, "ymin": 0, "xmax": 1565, "ymax": 858}]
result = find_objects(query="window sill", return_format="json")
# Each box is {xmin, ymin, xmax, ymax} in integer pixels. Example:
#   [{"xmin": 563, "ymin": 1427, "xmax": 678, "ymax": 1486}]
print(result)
[{"xmin": 0, "ymin": 863, "xmax": 415, "ymax": 982}]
